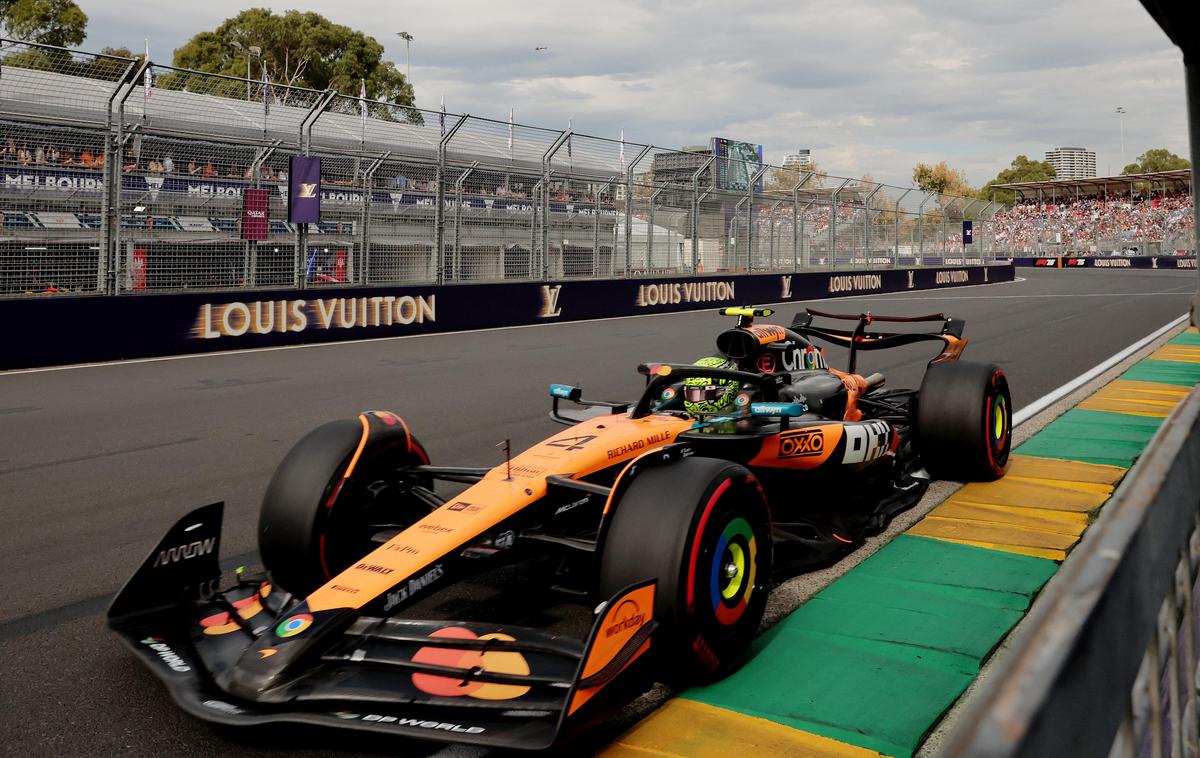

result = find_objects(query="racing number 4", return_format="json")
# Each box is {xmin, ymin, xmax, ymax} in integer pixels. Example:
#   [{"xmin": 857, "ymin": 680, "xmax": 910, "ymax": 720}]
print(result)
[{"xmin": 546, "ymin": 435, "xmax": 598, "ymax": 451}]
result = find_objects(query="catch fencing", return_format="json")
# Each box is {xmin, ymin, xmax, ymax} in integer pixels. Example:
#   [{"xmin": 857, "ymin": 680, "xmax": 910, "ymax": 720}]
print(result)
[{"xmin": 0, "ymin": 38, "xmax": 1002, "ymax": 297}]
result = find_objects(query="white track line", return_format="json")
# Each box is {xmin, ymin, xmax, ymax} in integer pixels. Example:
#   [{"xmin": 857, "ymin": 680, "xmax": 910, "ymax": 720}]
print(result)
[
  {"xmin": 1012, "ymin": 314, "xmax": 1188, "ymax": 427},
  {"xmin": 0, "ymin": 275, "xmax": 1026, "ymax": 376}
]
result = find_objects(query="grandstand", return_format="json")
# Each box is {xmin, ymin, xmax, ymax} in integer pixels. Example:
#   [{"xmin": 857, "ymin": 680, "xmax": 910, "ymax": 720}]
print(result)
[{"xmin": 991, "ymin": 170, "xmax": 1194, "ymax": 255}]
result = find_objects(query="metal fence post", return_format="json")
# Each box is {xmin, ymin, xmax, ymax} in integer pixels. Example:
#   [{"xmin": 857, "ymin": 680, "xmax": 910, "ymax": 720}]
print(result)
[
  {"xmin": 594, "ymin": 177, "xmax": 617, "ymax": 277},
  {"xmin": 357, "ymin": 150, "xmax": 389, "ymax": 285},
  {"xmin": 691, "ymin": 156, "xmax": 715, "ymax": 273},
  {"xmin": 862, "ymin": 184, "xmax": 882, "ymax": 266},
  {"xmin": 109, "ymin": 60, "xmax": 149, "ymax": 294},
  {"xmin": 625, "ymin": 145, "xmax": 652, "ymax": 277},
  {"xmin": 791, "ymin": 173, "xmax": 813, "ymax": 272},
  {"xmin": 541, "ymin": 129, "xmax": 571, "ymax": 280},
  {"xmin": 99, "ymin": 58, "xmax": 139, "ymax": 294},
  {"xmin": 893, "ymin": 188, "xmax": 914, "ymax": 267},
  {"xmin": 961, "ymin": 199, "xmax": 980, "ymax": 260},
  {"xmin": 746, "ymin": 165, "xmax": 770, "ymax": 272},
  {"xmin": 916, "ymin": 194, "xmax": 933, "ymax": 262},
  {"xmin": 297, "ymin": 90, "xmax": 335, "ymax": 289},
  {"xmin": 830, "ymin": 178, "xmax": 850, "ymax": 268},
  {"xmin": 452, "ymin": 160, "xmax": 478, "ymax": 281},
  {"xmin": 436, "ymin": 114, "xmax": 468, "ymax": 285}
]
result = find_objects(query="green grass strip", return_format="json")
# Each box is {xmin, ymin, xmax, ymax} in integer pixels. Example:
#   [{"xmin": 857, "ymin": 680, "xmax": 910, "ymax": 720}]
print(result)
[{"xmin": 685, "ymin": 536, "xmax": 1056, "ymax": 757}]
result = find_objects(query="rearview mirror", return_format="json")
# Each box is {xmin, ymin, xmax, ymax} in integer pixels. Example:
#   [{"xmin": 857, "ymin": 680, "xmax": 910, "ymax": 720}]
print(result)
[{"xmin": 549, "ymin": 384, "xmax": 582, "ymax": 401}]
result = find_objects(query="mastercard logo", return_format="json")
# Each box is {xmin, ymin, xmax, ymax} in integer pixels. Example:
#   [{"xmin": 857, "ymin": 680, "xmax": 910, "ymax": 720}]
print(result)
[
  {"xmin": 411, "ymin": 627, "xmax": 530, "ymax": 700},
  {"xmin": 276, "ymin": 613, "xmax": 314, "ymax": 638}
]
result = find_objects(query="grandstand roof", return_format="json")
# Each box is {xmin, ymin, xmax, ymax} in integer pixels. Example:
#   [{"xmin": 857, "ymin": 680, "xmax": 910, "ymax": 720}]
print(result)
[{"xmin": 992, "ymin": 169, "xmax": 1191, "ymax": 198}]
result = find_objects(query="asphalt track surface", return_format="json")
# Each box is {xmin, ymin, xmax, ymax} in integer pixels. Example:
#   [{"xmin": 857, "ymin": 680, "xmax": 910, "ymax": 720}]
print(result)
[{"xmin": 0, "ymin": 268, "xmax": 1193, "ymax": 757}]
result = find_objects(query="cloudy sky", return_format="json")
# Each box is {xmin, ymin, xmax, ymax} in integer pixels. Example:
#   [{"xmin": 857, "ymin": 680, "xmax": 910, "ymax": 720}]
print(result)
[{"xmin": 77, "ymin": 0, "xmax": 1187, "ymax": 187}]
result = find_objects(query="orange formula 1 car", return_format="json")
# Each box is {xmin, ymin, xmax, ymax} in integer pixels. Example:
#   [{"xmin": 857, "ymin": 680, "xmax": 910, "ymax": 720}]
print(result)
[{"xmin": 108, "ymin": 306, "xmax": 1012, "ymax": 750}]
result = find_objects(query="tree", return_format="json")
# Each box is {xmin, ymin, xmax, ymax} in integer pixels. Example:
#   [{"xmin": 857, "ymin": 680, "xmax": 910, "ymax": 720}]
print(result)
[
  {"xmin": 1121, "ymin": 148, "xmax": 1190, "ymax": 175},
  {"xmin": 980, "ymin": 154, "xmax": 1056, "ymax": 204},
  {"xmin": 911, "ymin": 161, "xmax": 975, "ymax": 197},
  {"xmin": 0, "ymin": 0, "xmax": 87, "ymax": 47},
  {"xmin": 170, "ymin": 9, "xmax": 413, "ymax": 110}
]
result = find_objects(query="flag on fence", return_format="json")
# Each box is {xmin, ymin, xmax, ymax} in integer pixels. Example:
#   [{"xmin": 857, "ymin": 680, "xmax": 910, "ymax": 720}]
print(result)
[
  {"xmin": 507, "ymin": 107, "xmax": 514, "ymax": 151},
  {"xmin": 143, "ymin": 39, "xmax": 152, "ymax": 99},
  {"xmin": 261, "ymin": 64, "xmax": 272, "ymax": 117},
  {"xmin": 567, "ymin": 119, "xmax": 573, "ymax": 160},
  {"xmin": 439, "ymin": 94, "xmax": 446, "ymax": 136},
  {"xmin": 359, "ymin": 78, "xmax": 368, "ymax": 129},
  {"xmin": 619, "ymin": 128, "xmax": 625, "ymax": 166}
]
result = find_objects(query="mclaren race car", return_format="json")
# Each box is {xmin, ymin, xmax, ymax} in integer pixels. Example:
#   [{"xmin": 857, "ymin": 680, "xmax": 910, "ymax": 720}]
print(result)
[{"xmin": 109, "ymin": 306, "xmax": 1012, "ymax": 750}]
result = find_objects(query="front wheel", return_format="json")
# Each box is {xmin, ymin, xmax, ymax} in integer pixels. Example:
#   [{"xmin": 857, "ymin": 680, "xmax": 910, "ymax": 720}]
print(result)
[
  {"xmin": 916, "ymin": 361, "xmax": 1012, "ymax": 482},
  {"xmin": 258, "ymin": 411, "xmax": 431, "ymax": 597},
  {"xmin": 597, "ymin": 457, "xmax": 772, "ymax": 685}
]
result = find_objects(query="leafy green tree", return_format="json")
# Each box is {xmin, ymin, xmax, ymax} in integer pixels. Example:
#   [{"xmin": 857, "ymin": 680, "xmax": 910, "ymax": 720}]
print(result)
[
  {"xmin": 912, "ymin": 160, "xmax": 976, "ymax": 198},
  {"xmin": 0, "ymin": 0, "xmax": 87, "ymax": 47},
  {"xmin": 170, "ymin": 9, "xmax": 413, "ymax": 109},
  {"xmin": 1121, "ymin": 148, "xmax": 1190, "ymax": 175},
  {"xmin": 980, "ymin": 155, "xmax": 1056, "ymax": 204}
]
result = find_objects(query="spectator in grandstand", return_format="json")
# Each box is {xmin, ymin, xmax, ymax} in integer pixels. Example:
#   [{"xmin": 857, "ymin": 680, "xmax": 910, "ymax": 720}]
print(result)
[
  {"xmin": 78, "ymin": 149, "xmax": 97, "ymax": 168},
  {"xmin": 187, "ymin": 160, "xmax": 201, "ymax": 176},
  {"xmin": 17, "ymin": 144, "xmax": 33, "ymax": 166},
  {"xmin": 202, "ymin": 161, "xmax": 216, "ymax": 177},
  {"xmin": 163, "ymin": 156, "xmax": 175, "ymax": 174},
  {"xmin": 0, "ymin": 139, "xmax": 14, "ymax": 162}
]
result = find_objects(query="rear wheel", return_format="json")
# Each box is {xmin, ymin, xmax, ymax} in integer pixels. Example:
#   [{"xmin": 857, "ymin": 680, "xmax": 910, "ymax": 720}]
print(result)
[
  {"xmin": 597, "ymin": 457, "xmax": 772, "ymax": 685},
  {"xmin": 916, "ymin": 361, "xmax": 1011, "ymax": 481},
  {"xmin": 258, "ymin": 413, "xmax": 431, "ymax": 597}
]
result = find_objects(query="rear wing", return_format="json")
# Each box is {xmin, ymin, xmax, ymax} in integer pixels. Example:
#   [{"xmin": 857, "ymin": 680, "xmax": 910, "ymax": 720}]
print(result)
[{"xmin": 791, "ymin": 308, "xmax": 967, "ymax": 373}]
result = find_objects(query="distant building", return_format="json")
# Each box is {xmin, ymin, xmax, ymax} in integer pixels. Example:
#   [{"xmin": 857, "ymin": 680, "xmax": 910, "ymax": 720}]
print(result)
[
  {"xmin": 783, "ymin": 149, "xmax": 812, "ymax": 169},
  {"xmin": 1045, "ymin": 147, "xmax": 1096, "ymax": 179}
]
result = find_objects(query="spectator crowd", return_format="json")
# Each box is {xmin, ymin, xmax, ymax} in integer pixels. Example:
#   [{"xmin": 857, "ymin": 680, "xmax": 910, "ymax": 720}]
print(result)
[{"xmin": 992, "ymin": 192, "xmax": 1195, "ymax": 252}]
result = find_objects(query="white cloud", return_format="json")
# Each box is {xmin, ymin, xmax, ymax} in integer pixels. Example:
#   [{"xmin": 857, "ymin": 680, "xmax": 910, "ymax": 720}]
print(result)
[{"xmin": 75, "ymin": 0, "xmax": 1188, "ymax": 187}]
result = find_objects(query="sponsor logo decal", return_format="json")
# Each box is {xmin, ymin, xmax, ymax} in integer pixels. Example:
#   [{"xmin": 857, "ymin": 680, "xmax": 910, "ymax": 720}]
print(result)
[
  {"xmin": 539, "ymin": 285, "xmax": 563, "ymax": 318},
  {"xmin": 692, "ymin": 633, "xmax": 721, "ymax": 672},
  {"xmin": 935, "ymin": 269, "xmax": 970, "ymax": 284},
  {"xmin": 780, "ymin": 275, "xmax": 793, "ymax": 299},
  {"xmin": 604, "ymin": 599, "xmax": 646, "ymax": 638},
  {"xmin": 139, "ymin": 636, "xmax": 191, "ymax": 672},
  {"xmin": 1174, "ymin": 258, "xmax": 1197, "ymax": 269},
  {"xmin": 411, "ymin": 626, "xmax": 530, "ymax": 701},
  {"xmin": 153, "ymin": 537, "xmax": 216, "ymax": 567},
  {"xmin": 276, "ymin": 613, "xmax": 314, "ymax": 638},
  {"xmin": 257, "ymin": 648, "xmax": 277, "ymax": 659},
  {"xmin": 446, "ymin": 501, "xmax": 482, "ymax": 513},
  {"xmin": 354, "ymin": 562, "xmax": 395, "ymax": 576},
  {"xmin": 778, "ymin": 428, "xmax": 825, "ymax": 458},
  {"xmin": 827, "ymin": 273, "xmax": 882, "ymax": 293},
  {"xmin": 201, "ymin": 699, "xmax": 242, "ymax": 714},
  {"xmin": 332, "ymin": 711, "xmax": 486, "ymax": 734},
  {"xmin": 418, "ymin": 523, "xmax": 453, "ymax": 533},
  {"xmin": 1034, "ymin": 258, "xmax": 1057, "ymax": 267},
  {"xmin": 635, "ymin": 281, "xmax": 735, "ymax": 307},
  {"xmin": 192, "ymin": 296, "xmax": 436, "ymax": 340},
  {"xmin": 554, "ymin": 497, "xmax": 590, "ymax": 516},
  {"xmin": 385, "ymin": 542, "xmax": 421, "ymax": 553},
  {"xmin": 757, "ymin": 353, "xmax": 776, "ymax": 373},
  {"xmin": 907, "ymin": 270, "xmax": 915, "ymax": 289},
  {"xmin": 383, "ymin": 564, "xmax": 445, "ymax": 611},
  {"xmin": 606, "ymin": 430, "xmax": 674, "ymax": 460},
  {"xmin": 1092, "ymin": 258, "xmax": 1131, "ymax": 267},
  {"xmin": 298, "ymin": 183, "xmax": 318, "ymax": 199},
  {"xmin": 842, "ymin": 421, "xmax": 890, "ymax": 465}
]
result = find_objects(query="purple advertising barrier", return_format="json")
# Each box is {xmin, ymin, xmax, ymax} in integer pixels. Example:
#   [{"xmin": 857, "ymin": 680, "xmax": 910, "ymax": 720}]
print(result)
[
  {"xmin": 288, "ymin": 156, "xmax": 321, "ymax": 223},
  {"xmin": 241, "ymin": 188, "xmax": 269, "ymax": 241}
]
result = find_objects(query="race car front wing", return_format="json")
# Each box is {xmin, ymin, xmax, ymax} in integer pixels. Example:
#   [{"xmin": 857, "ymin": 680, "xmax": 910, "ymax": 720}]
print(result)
[{"xmin": 107, "ymin": 502, "xmax": 658, "ymax": 751}]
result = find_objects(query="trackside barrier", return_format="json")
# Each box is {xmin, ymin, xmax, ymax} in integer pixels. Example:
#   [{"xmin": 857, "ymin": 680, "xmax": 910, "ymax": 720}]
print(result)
[
  {"xmin": 943, "ymin": 387, "xmax": 1200, "ymax": 757},
  {"xmin": 0, "ymin": 264, "xmax": 1011, "ymax": 370},
  {"xmin": 1006, "ymin": 256, "xmax": 1198, "ymax": 270}
]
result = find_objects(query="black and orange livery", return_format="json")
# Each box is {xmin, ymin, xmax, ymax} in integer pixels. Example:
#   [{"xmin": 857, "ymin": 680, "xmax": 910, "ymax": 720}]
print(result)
[{"xmin": 108, "ymin": 306, "xmax": 1012, "ymax": 751}]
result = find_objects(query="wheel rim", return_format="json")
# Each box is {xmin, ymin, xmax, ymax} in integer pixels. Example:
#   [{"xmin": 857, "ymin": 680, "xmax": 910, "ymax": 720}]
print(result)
[
  {"xmin": 985, "ymin": 383, "xmax": 1011, "ymax": 469},
  {"xmin": 709, "ymin": 516, "xmax": 757, "ymax": 625}
]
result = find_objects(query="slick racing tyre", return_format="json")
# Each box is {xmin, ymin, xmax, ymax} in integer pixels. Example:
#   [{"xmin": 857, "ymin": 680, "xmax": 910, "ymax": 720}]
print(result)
[
  {"xmin": 258, "ymin": 412, "xmax": 431, "ymax": 597},
  {"xmin": 916, "ymin": 361, "xmax": 1011, "ymax": 482},
  {"xmin": 598, "ymin": 457, "xmax": 772, "ymax": 685}
]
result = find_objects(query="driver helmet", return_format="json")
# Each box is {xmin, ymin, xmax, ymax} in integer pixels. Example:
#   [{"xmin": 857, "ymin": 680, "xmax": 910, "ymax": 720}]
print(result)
[{"xmin": 683, "ymin": 356, "xmax": 740, "ymax": 418}]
